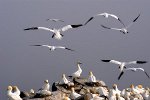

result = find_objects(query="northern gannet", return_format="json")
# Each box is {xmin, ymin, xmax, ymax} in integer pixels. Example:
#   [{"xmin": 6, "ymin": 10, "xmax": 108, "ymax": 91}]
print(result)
[
  {"xmin": 70, "ymin": 87, "xmax": 81, "ymax": 99},
  {"xmin": 112, "ymin": 84, "xmax": 121, "ymax": 96},
  {"xmin": 62, "ymin": 74, "xmax": 74, "ymax": 86},
  {"xmin": 38, "ymin": 79, "xmax": 50, "ymax": 92},
  {"xmin": 30, "ymin": 44, "xmax": 74, "ymax": 51},
  {"xmin": 24, "ymin": 24, "xmax": 83, "ymax": 40},
  {"xmin": 7, "ymin": 86, "xmax": 22, "ymax": 100},
  {"xmin": 101, "ymin": 14, "xmax": 140, "ymax": 34},
  {"xmin": 12, "ymin": 86, "xmax": 21, "ymax": 96},
  {"xmin": 88, "ymin": 71, "xmax": 97, "ymax": 82},
  {"xmin": 69, "ymin": 61, "xmax": 82, "ymax": 78},
  {"xmin": 46, "ymin": 18, "xmax": 64, "ymax": 22},
  {"xmin": 84, "ymin": 12, "xmax": 124, "ymax": 26},
  {"xmin": 118, "ymin": 67, "xmax": 150, "ymax": 80},
  {"xmin": 101, "ymin": 59, "xmax": 147, "ymax": 80}
]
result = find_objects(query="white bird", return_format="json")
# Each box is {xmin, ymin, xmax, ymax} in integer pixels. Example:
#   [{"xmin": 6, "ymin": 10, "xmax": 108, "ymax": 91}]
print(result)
[
  {"xmin": 46, "ymin": 18, "xmax": 64, "ymax": 22},
  {"xmin": 30, "ymin": 44, "xmax": 74, "ymax": 51},
  {"xmin": 88, "ymin": 71, "xmax": 97, "ymax": 82},
  {"xmin": 12, "ymin": 86, "xmax": 21, "ymax": 96},
  {"xmin": 118, "ymin": 67, "xmax": 150, "ymax": 80},
  {"xmin": 101, "ymin": 59, "xmax": 147, "ymax": 80},
  {"xmin": 69, "ymin": 61, "xmax": 82, "ymax": 78},
  {"xmin": 84, "ymin": 12, "xmax": 125, "ymax": 26},
  {"xmin": 7, "ymin": 86, "xmax": 22, "ymax": 100},
  {"xmin": 38, "ymin": 79, "xmax": 50, "ymax": 92},
  {"xmin": 24, "ymin": 24, "xmax": 83, "ymax": 40},
  {"xmin": 101, "ymin": 14, "xmax": 140, "ymax": 34},
  {"xmin": 70, "ymin": 87, "xmax": 81, "ymax": 99}
]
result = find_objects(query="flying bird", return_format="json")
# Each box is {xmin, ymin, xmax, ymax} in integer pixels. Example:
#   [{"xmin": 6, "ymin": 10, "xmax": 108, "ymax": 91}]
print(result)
[
  {"xmin": 46, "ymin": 18, "xmax": 64, "ymax": 22},
  {"xmin": 101, "ymin": 14, "xmax": 140, "ymax": 34},
  {"xmin": 101, "ymin": 59, "xmax": 147, "ymax": 79},
  {"xmin": 84, "ymin": 12, "xmax": 125, "ymax": 26},
  {"xmin": 24, "ymin": 24, "xmax": 83, "ymax": 40},
  {"xmin": 118, "ymin": 67, "xmax": 150, "ymax": 80},
  {"xmin": 30, "ymin": 44, "xmax": 74, "ymax": 51}
]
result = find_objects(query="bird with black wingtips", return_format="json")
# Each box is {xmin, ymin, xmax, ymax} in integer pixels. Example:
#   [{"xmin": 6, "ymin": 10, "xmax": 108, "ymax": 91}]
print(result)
[
  {"xmin": 24, "ymin": 24, "xmax": 83, "ymax": 40},
  {"xmin": 118, "ymin": 67, "xmax": 150, "ymax": 80},
  {"xmin": 84, "ymin": 12, "xmax": 125, "ymax": 26},
  {"xmin": 101, "ymin": 59, "xmax": 147, "ymax": 80},
  {"xmin": 30, "ymin": 44, "xmax": 74, "ymax": 52},
  {"xmin": 101, "ymin": 14, "xmax": 140, "ymax": 34}
]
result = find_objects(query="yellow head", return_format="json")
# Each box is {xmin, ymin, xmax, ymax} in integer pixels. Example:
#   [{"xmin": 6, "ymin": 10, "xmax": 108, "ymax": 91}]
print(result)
[{"xmin": 44, "ymin": 79, "xmax": 49, "ymax": 84}]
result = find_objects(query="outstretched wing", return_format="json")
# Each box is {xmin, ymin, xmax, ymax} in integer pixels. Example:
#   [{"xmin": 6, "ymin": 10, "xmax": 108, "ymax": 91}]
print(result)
[
  {"xmin": 101, "ymin": 25, "xmax": 121, "ymax": 31},
  {"xmin": 118, "ymin": 71, "xmax": 124, "ymax": 80},
  {"xmin": 24, "ymin": 27, "xmax": 54, "ymax": 32},
  {"xmin": 84, "ymin": 17, "xmax": 94, "ymax": 25},
  {"xmin": 126, "ymin": 61, "xmax": 147, "ymax": 65},
  {"xmin": 61, "ymin": 24, "xmax": 83, "ymax": 32},
  {"xmin": 125, "ymin": 14, "xmax": 140, "ymax": 29},
  {"xmin": 101, "ymin": 60, "xmax": 122, "ymax": 65}
]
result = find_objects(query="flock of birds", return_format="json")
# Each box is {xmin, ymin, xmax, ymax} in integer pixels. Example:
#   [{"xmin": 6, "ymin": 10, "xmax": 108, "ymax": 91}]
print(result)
[
  {"xmin": 7, "ymin": 12, "xmax": 150, "ymax": 100},
  {"xmin": 7, "ymin": 61, "xmax": 150, "ymax": 100}
]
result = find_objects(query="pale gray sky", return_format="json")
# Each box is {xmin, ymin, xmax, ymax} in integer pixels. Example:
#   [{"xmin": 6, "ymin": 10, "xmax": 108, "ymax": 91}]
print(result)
[{"xmin": 1, "ymin": 0, "xmax": 150, "ymax": 99}]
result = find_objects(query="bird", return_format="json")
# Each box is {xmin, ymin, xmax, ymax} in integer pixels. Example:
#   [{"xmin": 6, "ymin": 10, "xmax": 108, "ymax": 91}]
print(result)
[
  {"xmin": 84, "ymin": 12, "xmax": 125, "ymax": 26},
  {"xmin": 38, "ymin": 79, "xmax": 50, "ymax": 92},
  {"xmin": 101, "ymin": 59, "xmax": 147, "ymax": 80},
  {"xmin": 88, "ymin": 71, "xmax": 97, "ymax": 82},
  {"xmin": 69, "ymin": 61, "xmax": 82, "ymax": 78},
  {"xmin": 24, "ymin": 24, "xmax": 83, "ymax": 40},
  {"xmin": 12, "ymin": 86, "xmax": 21, "ymax": 96},
  {"xmin": 7, "ymin": 86, "xmax": 22, "ymax": 100},
  {"xmin": 101, "ymin": 14, "xmax": 140, "ymax": 34},
  {"xmin": 30, "ymin": 44, "xmax": 74, "ymax": 52},
  {"xmin": 118, "ymin": 67, "xmax": 150, "ymax": 80},
  {"xmin": 46, "ymin": 18, "xmax": 64, "ymax": 22},
  {"xmin": 70, "ymin": 87, "xmax": 81, "ymax": 99}
]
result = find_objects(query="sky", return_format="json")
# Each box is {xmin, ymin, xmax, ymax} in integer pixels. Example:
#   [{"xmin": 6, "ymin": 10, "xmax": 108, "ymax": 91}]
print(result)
[{"xmin": 1, "ymin": 0, "xmax": 150, "ymax": 99}]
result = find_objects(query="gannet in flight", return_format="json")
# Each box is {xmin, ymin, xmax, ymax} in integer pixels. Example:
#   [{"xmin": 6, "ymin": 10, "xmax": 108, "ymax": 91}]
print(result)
[
  {"xmin": 84, "ymin": 12, "xmax": 124, "ymax": 26},
  {"xmin": 46, "ymin": 18, "xmax": 64, "ymax": 22},
  {"xmin": 69, "ymin": 61, "xmax": 82, "ymax": 78},
  {"xmin": 24, "ymin": 24, "xmax": 83, "ymax": 40},
  {"xmin": 30, "ymin": 44, "xmax": 74, "ymax": 51},
  {"xmin": 101, "ymin": 59, "xmax": 147, "ymax": 79},
  {"xmin": 101, "ymin": 14, "xmax": 140, "ymax": 34},
  {"xmin": 118, "ymin": 67, "xmax": 150, "ymax": 80},
  {"xmin": 7, "ymin": 86, "xmax": 22, "ymax": 100}
]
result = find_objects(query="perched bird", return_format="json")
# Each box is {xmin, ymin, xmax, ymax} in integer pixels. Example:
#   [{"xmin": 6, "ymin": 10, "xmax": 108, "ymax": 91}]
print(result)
[
  {"xmin": 70, "ymin": 87, "xmax": 81, "ymax": 99},
  {"xmin": 7, "ymin": 86, "xmax": 22, "ymax": 100},
  {"xmin": 88, "ymin": 71, "xmax": 97, "ymax": 82},
  {"xmin": 38, "ymin": 79, "xmax": 50, "ymax": 92},
  {"xmin": 24, "ymin": 24, "xmax": 83, "ymax": 40},
  {"xmin": 46, "ymin": 18, "xmax": 64, "ymax": 22},
  {"xmin": 84, "ymin": 12, "xmax": 125, "ymax": 26},
  {"xmin": 118, "ymin": 67, "xmax": 150, "ymax": 80},
  {"xmin": 30, "ymin": 44, "xmax": 74, "ymax": 52},
  {"xmin": 101, "ymin": 14, "xmax": 140, "ymax": 34},
  {"xmin": 12, "ymin": 86, "xmax": 21, "ymax": 96},
  {"xmin": 101, "ymin": 59, "xmax": 147, "ymax": 80},
  {"xmin": 69, "ymin": 61, "xmax": 82, "ymax": 78}
]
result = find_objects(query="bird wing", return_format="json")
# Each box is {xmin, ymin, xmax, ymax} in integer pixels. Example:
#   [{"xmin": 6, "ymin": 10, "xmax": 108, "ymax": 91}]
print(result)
[
  {"xmin": 24, "ymin": 27, "xmax": 54, "ymax": 32},
  {"xmin": 125, "ymin": 14, "xmax": 140, "ymax": 29},
  {"xmin": 144, "ymin": 71, "xmax": 150, "ymax": 78},
  {"xmin": 101, "ymin": 25, "xmax": 121, "ymax": 31},
  {"xmin": 101, "ymin": 60, "xmax": 122, "ymax": 65},
  {"xmin": 61, "ymin": 24, "xmax": 82, "ymax": 32},
  {"xmin": 55, "ymin": 46, "xmax": 65, "ymax": 49},
  {"xmin": 84, "ymin": 17, "xmax": 94, "ymax": 25},
  {"xmin": 108, "ymin": 14, "xmax": 119, "ymax": 19},
  {"xmin": 126, "ymin": 61, "xmax": 147, "ymax": 65},
  {"xmin": 118, "ymin": 71, "xmax": 124, "ymax": 80}
]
